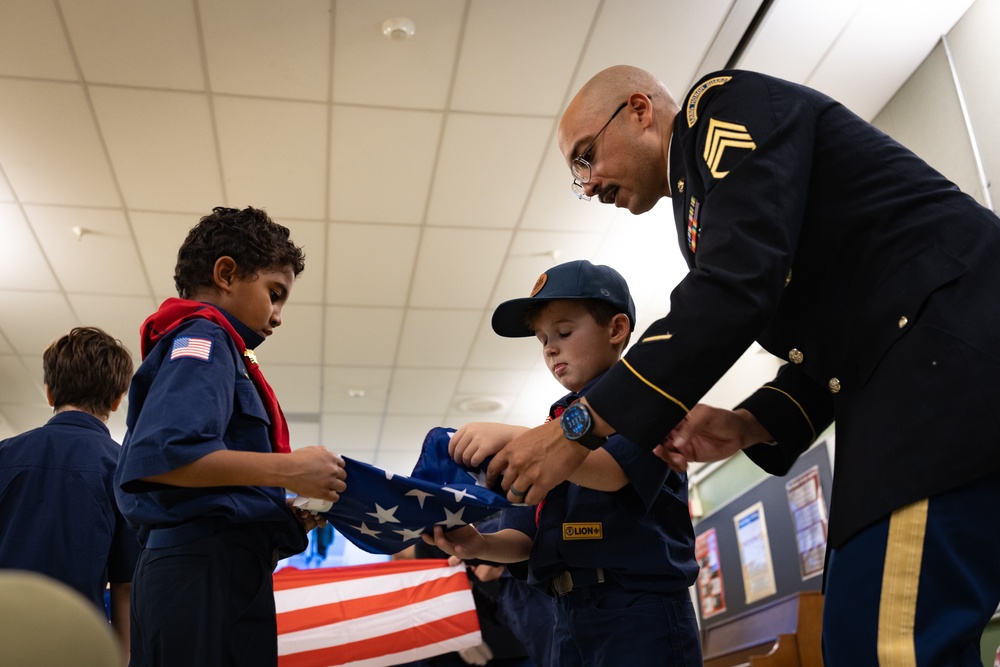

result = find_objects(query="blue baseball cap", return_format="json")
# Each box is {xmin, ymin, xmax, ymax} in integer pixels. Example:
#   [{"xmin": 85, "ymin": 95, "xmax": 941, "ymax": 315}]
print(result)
[{"xmin": 491, "ymin": 260, "xmax": 636, "ymax": 338}]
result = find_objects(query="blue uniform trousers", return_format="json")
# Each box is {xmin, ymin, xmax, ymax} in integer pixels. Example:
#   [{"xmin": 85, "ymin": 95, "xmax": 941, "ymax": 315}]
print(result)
[
  {"xmin": 130, "ymin": 520, "xmax": 278, "ymax": 667},
  {"xmin": 550, "ymin": 579, "xmax": 701, "ymax": 666},
  {"xmin": 823, "ymin": 473, "xmax": 1000, "ymax": 666}
]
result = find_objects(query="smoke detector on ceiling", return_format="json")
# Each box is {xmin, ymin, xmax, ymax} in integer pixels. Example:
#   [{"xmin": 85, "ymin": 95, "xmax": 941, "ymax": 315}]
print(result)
[{"xmin": 381, "ymin": 17, "xmax": 416, "ymax": 41}]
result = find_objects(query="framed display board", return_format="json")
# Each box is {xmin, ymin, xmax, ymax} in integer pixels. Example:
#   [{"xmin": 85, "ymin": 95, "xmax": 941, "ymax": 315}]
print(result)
[{"xmin": 694, "ymin": 441, "xmax": 833, "ymax": 625}]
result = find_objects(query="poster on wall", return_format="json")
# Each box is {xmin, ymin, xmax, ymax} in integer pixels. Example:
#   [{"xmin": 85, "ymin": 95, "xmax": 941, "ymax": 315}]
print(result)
[
  {"xmin": 734, "ymin": 501, "xmax": 777, "ymax": 604},
  {"xmin": 785, "ymin": 465, "xmax": 829, "ymax": 580},
  {"xmin": 695, "ymin": 528, "xmax": 727, "ymax": 619}
]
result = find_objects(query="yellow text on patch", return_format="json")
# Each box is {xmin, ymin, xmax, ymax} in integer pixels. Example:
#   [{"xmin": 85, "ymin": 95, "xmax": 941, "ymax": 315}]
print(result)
[{"xmin": 562, "ymin": 523, "xmax": 603, "ymax": 540}]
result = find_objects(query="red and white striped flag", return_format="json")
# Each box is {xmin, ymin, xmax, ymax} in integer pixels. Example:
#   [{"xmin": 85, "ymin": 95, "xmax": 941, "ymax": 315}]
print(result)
[{"xmin": 275, "ymin": 559, "xmax": 482, "ymax": 667}]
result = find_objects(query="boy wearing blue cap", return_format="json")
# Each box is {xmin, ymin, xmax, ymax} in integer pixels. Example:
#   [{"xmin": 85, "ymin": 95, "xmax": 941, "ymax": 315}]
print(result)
[{"xmin": 426, "ymin": 260, "xmax": 702, "ymax": 666}]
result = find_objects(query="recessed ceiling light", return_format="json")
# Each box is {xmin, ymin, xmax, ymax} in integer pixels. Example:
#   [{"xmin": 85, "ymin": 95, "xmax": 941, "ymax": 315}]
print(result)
[
  {"xmin": 455, "ymin": 397, "xmax": 506, "ymax": 414},
  {"xmin": 381, "ymin": 17, "xmax": 416, "ymax": 41}
]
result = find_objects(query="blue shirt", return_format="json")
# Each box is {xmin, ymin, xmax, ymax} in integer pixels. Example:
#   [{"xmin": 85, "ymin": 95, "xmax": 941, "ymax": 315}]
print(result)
[
  {"xmin": 500, "ymin": 376, "xmax": 698, "ymax": 593},
  {"xmin": 114, "ymin": 313, "xmax": 304, "ymax": 554},
  {"xmin": 0, "ymin": 411, "xmax": 140, "ymax": 610}
]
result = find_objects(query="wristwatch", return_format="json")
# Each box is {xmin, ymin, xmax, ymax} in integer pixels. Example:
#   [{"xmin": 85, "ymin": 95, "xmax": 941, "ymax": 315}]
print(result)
[{"xmin": 559, "ymin": 402, "xmax": 607, "ymax": 451}]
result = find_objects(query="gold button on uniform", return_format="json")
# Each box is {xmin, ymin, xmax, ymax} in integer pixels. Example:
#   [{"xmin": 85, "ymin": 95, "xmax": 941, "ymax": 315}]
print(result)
[
  {"xmin": 788, "ymin": 348, "xmax": 804, "ymax": 364},
  {"xmin": 828, "ymin": 378, "xmax": 841, "ymax": 394},
  {"xmin": 677, "ymin": 178, "xmax": 685, "ymax": 194},
  {"xmin": 898, "ymin": 316, "xmax": 908, "ymax": 328}
]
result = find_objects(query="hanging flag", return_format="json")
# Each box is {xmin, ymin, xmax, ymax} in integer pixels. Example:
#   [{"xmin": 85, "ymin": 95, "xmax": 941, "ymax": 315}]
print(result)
[
  {"xmin": 308, "ymin": 427, "xmax": 515, "ymax": 555},
  {"xmin": 275, "ymin": 559, "xmax": 481, "ymax": 667}
]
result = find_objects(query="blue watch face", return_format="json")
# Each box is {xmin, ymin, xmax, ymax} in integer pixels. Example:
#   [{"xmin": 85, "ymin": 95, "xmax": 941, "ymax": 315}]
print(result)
[{"xmin": 561, "ymin": 404, "xmax": 591, "ymax": 439}]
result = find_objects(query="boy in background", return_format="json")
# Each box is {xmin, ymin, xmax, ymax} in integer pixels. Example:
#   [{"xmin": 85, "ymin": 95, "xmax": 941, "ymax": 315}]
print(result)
[
  {"xmin": 0, "ymin": 326, "xmax": 137, "ymax": 661},
  {"xmin": 427, "ymin": 260, "xmax": 701, "ymax": 666},
  {"xmin": 115, "ymin": 206, "xmax": 347, "ymax": 667}
]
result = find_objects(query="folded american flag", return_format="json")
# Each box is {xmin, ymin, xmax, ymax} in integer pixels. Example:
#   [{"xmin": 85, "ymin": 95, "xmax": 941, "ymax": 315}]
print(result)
[
  {"xmin": 318, "ymin": 427, "xmax": 513, "ymax": 555},
  {"xmin": 275, "ymin": 559, "xmax": 482, "ymax": 667}
]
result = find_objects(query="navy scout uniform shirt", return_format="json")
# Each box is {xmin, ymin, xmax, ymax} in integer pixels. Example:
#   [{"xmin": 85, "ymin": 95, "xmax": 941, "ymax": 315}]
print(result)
[
  {"xmin": 500, "ymin": 375, "xmax": 697, "ymax": 594},
  {"xmin": 115, "ymin": 311, "xmax": 305, "ymax": 554}
]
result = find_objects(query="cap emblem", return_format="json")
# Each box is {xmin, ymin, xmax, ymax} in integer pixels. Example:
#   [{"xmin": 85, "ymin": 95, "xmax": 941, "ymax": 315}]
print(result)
[{"xmin": 530, "ymin": 273, "xmax": 547, "ymax": 297}]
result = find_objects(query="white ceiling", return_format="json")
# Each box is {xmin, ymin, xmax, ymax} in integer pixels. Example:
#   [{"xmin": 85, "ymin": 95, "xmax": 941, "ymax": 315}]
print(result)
[{"xmin": 0, "ymin": 0, "xmax": 974, "ymax": 475}]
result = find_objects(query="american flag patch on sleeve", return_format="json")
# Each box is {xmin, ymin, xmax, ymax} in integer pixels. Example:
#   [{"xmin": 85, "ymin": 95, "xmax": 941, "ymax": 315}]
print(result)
[{"xmin": 170, "ymin": 336, "xmax": 213, "ymax": 362}]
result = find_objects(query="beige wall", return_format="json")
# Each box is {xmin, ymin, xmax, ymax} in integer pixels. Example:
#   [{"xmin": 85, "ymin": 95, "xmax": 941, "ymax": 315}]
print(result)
[{"xmin": 873, "ymin": 0, "xmax": 998, "ymax": 210}]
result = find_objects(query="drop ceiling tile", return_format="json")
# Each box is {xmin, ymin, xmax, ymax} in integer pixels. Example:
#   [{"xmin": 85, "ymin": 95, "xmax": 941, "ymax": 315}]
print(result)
[
  {"xmin": 130, "ymin": 211, "xmax": 198, "ymax": 300},
  {"xmin": 0, "ymin": 79, "xmax": 119, "ymax": 207},
  {"xmin": 427, "ymin": 113, "xmax": 553, "ymax": 228},
  {"xmin": 409, "ymin": 227, "xmax": 511, "ymax": 309},
  {"xmin": 0, "ymin": 203, "xmax": 59, "ymax": 291},
  {"xmin": 378, "ymin": 414, "xmax": 444, "ymax": 451},
  {"xmin": 260, "ymin": 303, "xmax": 322, "ymax": 365},
  {"xmin": 329, "ymin": 106, "xmax": 441, "ymax": 224},
  {"xmin": 599, "ymin": 216, "xmax": 686, "ymax": 308},
  {"xmin": 321, "ymin": 414, "xmax": 382, "ymax": 452},
  {"xmin": 332, "ymin": 0, "xmax": 464, "ymax": 109},
  {"xmin": 573, "ymin": 0, "xmax": 733, "ymax": 98},
  {"xmin": 520, "ymin": 147, "xmax": 619, "ymax": 231},
  {"xmin": 325, "ymin": 223, "xmax": 419, "ymax": 307},
  {"xmin": 60, "ymin": 0, "xmax": 204, "ymax": 89},
  {"xmin": 739, "ymin": 0, "xmax": 862, "ymax": 85},
  {"xmin": 0, "ymin": 334, "xmax": 12, "ymax": 354},
  {"xmin": 336, "ymin": 448, "xmax": 379, "ymax": 463},
  {"xmin": 457, "ymin": 369, "xmax": 533, "ymax": 396},
  {"xmin": 0, "ymin": 291, "xmax": 77, "ymax": 355},
  {"xmin": 373, "ymin": 450, "xmax": 422, "ymax": 477},
  {"xmin": 323, "ymin": 307, "xmax": 403, "ymax": 367},
  {"xmin": 396, "ymin": 309, "xmax": 482, "ymax": 368},
  {"xmin": 322, "ymin": 367, "xmax": 392, "ymax": 415},
  {"xmin": 26, "ymin": 206, "xmax": 150, "ymax": 296},
  {"xmin": 215, "ymin": 97, "xmax": 327, "ymax": 221},
  {"xmin": 67, "ymin": 294, "xmax": 157, "ymax": 360},
  {"xmin": 385, "ymin": 368, "xmax": 459, "ymax": 415},
  {"xmin": 90, "ymin": 86, "xmax": 223, "ymax": 211},
  {"xmin": 283, "ymin": 220, "xmax": 326, "ymax": 305},
  {"xmin": 507, "ymin": 368, "xmax": 565, "ymax": 422},
  {"xmin": 491, "ymin": 230, "xmax": 606, "ymax": 303},
  {"xmin": 288, "ymin": 422, "xmax": 322, "ymax": 451},
  {"xmin": 265, "ymin": 364, "xmax": 322, "ymax": 414},
  {"xmin": 0, "ymin": 405, "xmax": 54, "ymax": 434},
  {"xmin": 465, "ymin": 322, "xmax": 540, "ymax": 371},
  {"xmin": 451, "ymin": 0, "xmax": 597, "ymax": 115},
  {"xmin": 445, "ymin": 391, "xmax": 518, "ymax": 423},
  {"xmin": 0, "ymin": 1, "xmax": 76, "ymax": 80},
  {"xmin": 0, "ymin": 174, "xmax": 13, "ymax": 202},
  {"xmin": 200, "ymin": 0, "xmax": 331, "ymax": 101},
  {"xmin": 0, "ymin": 354, "xmax": 44, "ymax": 404}
]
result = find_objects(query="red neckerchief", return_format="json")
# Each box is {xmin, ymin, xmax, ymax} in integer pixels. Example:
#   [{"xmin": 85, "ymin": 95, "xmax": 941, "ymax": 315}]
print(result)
[
  {"xmin": 536, "ymin": 404, "xmax": 569, "ymax": 526},
  {"xmin": 141, "ymin": 298, "xmax": 291, "ymax": 454}
]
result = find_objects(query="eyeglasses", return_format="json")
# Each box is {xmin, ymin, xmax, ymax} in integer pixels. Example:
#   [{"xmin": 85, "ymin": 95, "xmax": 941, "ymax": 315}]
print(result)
[{"xmin": 571, "ymin": 101, "xmax": 628, "ymax": 200}]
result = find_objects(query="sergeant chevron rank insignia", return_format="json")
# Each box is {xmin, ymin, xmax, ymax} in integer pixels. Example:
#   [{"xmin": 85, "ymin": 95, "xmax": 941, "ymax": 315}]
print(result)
[
  {"xmin": 704, "ymin": 118, "xmax": 756, "ymax": 179},
  {"xmin": 563, "ymin": 522, "xmax": 603, "ymax": 540}
]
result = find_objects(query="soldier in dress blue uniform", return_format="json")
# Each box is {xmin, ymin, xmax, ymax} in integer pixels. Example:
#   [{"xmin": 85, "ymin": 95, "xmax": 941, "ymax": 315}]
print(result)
[
  {"xmin": 486, "ymin": 66, "xmax": 1000, "ymax": 666},
  {"xmin": 427, "ymin": 260, "xmax": 701, "ymax": 666},
  {"xmin": 115, "ymin": 207, "xmax": 347, "ymax": 667}
]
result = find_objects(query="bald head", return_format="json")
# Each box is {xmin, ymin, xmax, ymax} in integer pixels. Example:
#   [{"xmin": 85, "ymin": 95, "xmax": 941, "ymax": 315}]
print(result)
[{"xmin": 558, "ymin": 65, "xmax": 680, "ymax": 213}]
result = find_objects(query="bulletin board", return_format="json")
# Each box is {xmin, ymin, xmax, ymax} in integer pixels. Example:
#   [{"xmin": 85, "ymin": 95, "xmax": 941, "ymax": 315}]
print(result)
[{"xmin": 693, "ymin": 440, "xmax": 833, "ymax": 625}]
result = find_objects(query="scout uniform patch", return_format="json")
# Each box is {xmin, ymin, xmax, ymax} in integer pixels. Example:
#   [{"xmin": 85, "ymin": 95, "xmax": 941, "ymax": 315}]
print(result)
[{"xmin": 562, "ymin": 522, "xmax": 603, "ymax": 540}]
